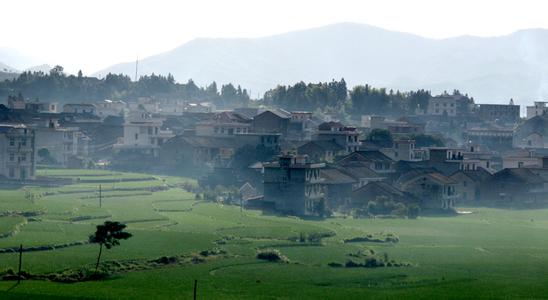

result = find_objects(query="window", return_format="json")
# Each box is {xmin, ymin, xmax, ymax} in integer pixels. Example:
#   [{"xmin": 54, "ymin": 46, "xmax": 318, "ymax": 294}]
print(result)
[
  {"xmin": 135, "ymin": 133, "xmax": 139, "ymax": 140},
  {"xmin": 9, "ymin": 167, "xmax": 14, "ymax": 178},
  {"xmin": 463, "ymin": 180, "xmax": 467, "ymax": 187},
  {"xmin": 9, "ymin": 137, "xmax": 15, "ymax": 146},
  {"xmin": 21, "ymin": 138, "xmax": 26, "ymax": 146},
  {"xmin": 21, "ymin": 154, "xmax": 26, "ymax": 162},
  {"xmin": 9, "ymin": 153, "xmax": 14, "ymax": 161}
]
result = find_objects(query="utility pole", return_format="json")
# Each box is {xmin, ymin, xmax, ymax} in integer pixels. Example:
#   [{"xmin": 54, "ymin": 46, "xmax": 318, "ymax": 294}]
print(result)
[
  {"xmin": 193, "ymin": 279, "xmax": 197, "ymax": 300},
  {"xmin": 99, "ymin": 185, "xmax": 102, "ymax": 208},
  {"xmin": 135, "ymin": 56, "xmax": 139, "ymax": 82},
  {"xmin": 17, "ymin": 244, "xmax": 23, "ymax": 283}
]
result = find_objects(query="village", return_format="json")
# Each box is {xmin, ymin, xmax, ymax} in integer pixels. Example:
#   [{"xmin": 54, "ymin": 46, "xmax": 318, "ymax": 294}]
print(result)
[{"xmin": 2, "ymin": 92, "xmax": 548, "ymax": 218}]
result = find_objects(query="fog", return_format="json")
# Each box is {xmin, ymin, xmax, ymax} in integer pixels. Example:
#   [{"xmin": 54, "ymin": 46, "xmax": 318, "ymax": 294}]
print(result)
[{"xmin": 1, "ymin": 1, "xmax": 548, "ymax": 299}]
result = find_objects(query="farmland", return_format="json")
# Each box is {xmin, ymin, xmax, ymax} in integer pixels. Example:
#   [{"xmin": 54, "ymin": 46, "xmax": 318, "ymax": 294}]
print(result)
[{"xmin": 1, "ymin": 169, "xmax": 548, "ymax": 299}]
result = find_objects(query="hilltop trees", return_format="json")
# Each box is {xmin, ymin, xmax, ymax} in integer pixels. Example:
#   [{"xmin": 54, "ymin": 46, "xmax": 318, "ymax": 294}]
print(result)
[
  {"xmin": 0, "ymin": 67, "xmax": 251, "ymax": 107},
  {"xmin": 263, "ymin": 79, "xmax": 431, "ymax": 117},
  {"xmin": 263, "ymin": 79, "xmax": 347, "ymax": 111},
  {"xmin": 89, "ymin": 221, "xmax": 132, "ymax": 272}
]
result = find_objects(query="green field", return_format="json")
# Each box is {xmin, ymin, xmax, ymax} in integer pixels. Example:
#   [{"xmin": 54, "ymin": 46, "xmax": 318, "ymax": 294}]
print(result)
[{"xmin": 1, "ymin": 169, "xmax": 548, "ymax": 299}]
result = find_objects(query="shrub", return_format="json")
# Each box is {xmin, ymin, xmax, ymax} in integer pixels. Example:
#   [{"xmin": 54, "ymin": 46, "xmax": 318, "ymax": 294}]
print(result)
[
  {"xmin": 256, "ymin": 249, "xmax": 288, "ymax": 262},
  {"xmin": 407, "ymin": 204, "xmax": 421, "ymax": 219}
]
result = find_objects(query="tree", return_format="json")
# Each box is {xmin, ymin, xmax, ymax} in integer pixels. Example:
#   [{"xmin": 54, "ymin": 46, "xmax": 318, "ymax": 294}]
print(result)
[
  {"xmin": 37, "ymin": 148, "xmax": 56, "ymax": 164},
  {"xmin": 366, "ymin": 129, "xmax": 393, "ymax": 148},
  {"xmin": 89, "ymin": 221, "xmax": 132, "ymax": 272}
]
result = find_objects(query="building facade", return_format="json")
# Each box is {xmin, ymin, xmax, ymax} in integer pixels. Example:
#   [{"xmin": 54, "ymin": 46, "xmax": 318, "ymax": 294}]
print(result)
[{"xmin": 0, "ymin": 124, "xmax": 35, "ymax": 180}]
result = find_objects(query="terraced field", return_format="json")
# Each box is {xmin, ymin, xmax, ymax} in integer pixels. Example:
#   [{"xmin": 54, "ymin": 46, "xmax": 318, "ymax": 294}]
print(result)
[{"xmin": 1, "ymin": 169, "xmax": 548, "ymax": 299}]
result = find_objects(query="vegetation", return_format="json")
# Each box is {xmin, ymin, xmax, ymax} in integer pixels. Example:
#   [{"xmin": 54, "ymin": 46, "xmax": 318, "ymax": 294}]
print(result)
[
  {"xmin": 365, "ymin": 129, "xmax": 393, "ymax": 148},
  {"xmin": 1, "ymin": 169, "xmax": 548, "ymax": 299},
  {"xmin": 0, "ymin": 67, "xmax": 250, "ymax": 108},
  {"xmin": 263, "ymin": 79, "xmax": 433, "ymax": 117},
  {"xmin": 89, "ymin": 221, "xmax": 132, "ymax": 272}
]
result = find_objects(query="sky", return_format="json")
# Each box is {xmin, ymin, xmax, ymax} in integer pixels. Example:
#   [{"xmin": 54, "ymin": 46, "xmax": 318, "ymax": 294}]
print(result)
[{"xmin": 2, "ymin": 0, "xmax": 548, "ymax": 74}]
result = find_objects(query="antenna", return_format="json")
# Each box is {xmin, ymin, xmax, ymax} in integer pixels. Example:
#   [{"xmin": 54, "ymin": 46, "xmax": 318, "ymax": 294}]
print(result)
[{"xmin": 135, "ymin": 56, "xmax": 139, "ymax": 81}]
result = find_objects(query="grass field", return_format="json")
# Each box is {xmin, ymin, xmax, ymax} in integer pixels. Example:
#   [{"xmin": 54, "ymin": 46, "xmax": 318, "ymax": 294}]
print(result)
[{"xmin": 1, "ymin": 169, "xmax": 548, "ymax": 299}]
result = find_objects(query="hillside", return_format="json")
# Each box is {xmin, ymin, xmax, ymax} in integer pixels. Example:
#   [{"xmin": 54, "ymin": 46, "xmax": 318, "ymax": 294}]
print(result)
[{"xmin": 95, "ymin": 23, "xmax": 548, "ymax": 104}]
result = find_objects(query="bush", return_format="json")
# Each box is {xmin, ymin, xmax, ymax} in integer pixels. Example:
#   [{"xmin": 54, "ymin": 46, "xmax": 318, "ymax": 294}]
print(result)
[
  {"xmin": 407, "ymin": 204, "xmax": 421, "ymax": 219},
  {"xmin": 256, "ymin": 249, "xmax": 288, "ymax": 262}
]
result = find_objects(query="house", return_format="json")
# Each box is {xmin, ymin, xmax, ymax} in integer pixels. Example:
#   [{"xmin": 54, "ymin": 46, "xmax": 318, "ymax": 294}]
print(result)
[
  {"xmin": 526, "ymin": 101, "xmax": 548, "ymax": 119},
  {"xmin": 427, "ymin": 94, "xmax": 457, "ymax": 116},
  {"xmin": 297, "ymin": 140, "xmax": 344, "ymax": 163},
  {"xmin": 381, "ymin": 139, "xmax": 425, "ymax": 161},
  {"xmin": 396, "ymin": 169, "xmax": 458, "ymax": 210},
  {"xmin": 113, "ymin": 110, "xmax": 174, "ymax": 157},
  {"xmin": 464, "ymin": 126, "xmax": 514, "ymax": 151},
  {"xmin": 336, "ymin": 150, "xmax": 395, "ymax": 174},
  {"xmin": 320, "ymin": 167, "xmax": 357, "ymax": 209},
  {"xmin": 94, "ymin": 99, "xmax": 126, "ymax": 118},
  {"xmin": 185, "ymin": 102, "xmax": 216, "ymax": 113},
  {"xmin": 234, "ymin": 107, "xmax": 259, "ymax": 119},
  {"xmin": 195, "ymin": 111, "xmax": 251, "ymax": 137},
  {"xmin": 33, "ymin": 120, "xmax": 85, "ymax": 166},
  {"xmin": 426, "ymin": 91, "xmax": 474, "ymax": 117},
  {"xmin": 160, "ymin": 135, "xmax": 244, "ymax": 168},
  {"xmin": 252, "ymin": 109, "xmax": 291, "ymax": 135},
  {"xmin": 263, "ymin": 154, "xmax": 325, "ymax": 216},
  {"xmin": 314, "ymin": 122, "xmax": 360, "ymax": 154},
  {"xmin": 0, "ymin": 124, "xmax": 35, "ymax": 180},
  {"xmin": 513, "ymin": 115, "xmax": 548, "ymax": 148},
  {"xmin": 63, "ymin": 103, "xmax": 96, "ymax": 115},
  {"xmin": 450, "ymin": 168, "xmax": 492, "ymax": 204},
  {"xmin": 351, "ymin": 181, "xmax": 410, "ymax": 209},
  {"xmin": 478, "ymin": 102, "xmax": 520, "ymax": 123},
  {"xmin": 479, "ymin": 168, "xmax": 546, "ymax": 206},
  {"xmin": 288, "ymin": 111, "xmax": 315, "ymax": 141}
]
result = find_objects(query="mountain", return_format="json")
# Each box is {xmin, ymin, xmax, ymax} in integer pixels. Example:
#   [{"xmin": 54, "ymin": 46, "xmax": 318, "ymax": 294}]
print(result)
[
  {"xmin": 95, "ymin": 23, "xmax": 548, "ymax": 104},
  {"xmin": 0, "ymin": 61, "xmax": 19, "ymax": 81},
  {"xmin": 0, "ymin": 47, "xmax": 44, "ymax": 71},
  {"xmin": 0, "ymin": 61, "xmax": 18, "ymax": 73}
]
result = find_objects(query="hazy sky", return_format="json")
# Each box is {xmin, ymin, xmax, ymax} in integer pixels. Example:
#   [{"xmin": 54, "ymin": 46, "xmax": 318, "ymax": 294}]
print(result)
[{"xmin": 2, "ymin": 0, "xmax": 548, "ymax": 74}]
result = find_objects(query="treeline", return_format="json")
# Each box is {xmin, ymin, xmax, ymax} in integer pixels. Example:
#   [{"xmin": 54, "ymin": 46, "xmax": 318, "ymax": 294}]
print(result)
[
  {"xmin": 262, "ymin": 79, "xmax": 433, "ymax": 117},
  {"xmin": 0, "ymin": 66, "xmax": 250, "ymax": 107}
]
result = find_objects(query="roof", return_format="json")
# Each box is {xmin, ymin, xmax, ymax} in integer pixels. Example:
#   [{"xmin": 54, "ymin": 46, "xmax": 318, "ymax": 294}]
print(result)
[
  {"xmin": 395, "ymin": 160, "xmax": 460, "ymax": 177},
  {"xmin": 239, "ymin": 182, "xmax": 260, "ymax": 200},
  {"xmin": 166, "ymin": 135, "xmax": 244, "ymax": 149},
  {"xmin": 256, "ymin": 109, "xmax": 291, "ymax": 119},
  {"xmin": 318, "ymin": 121, "xmax": 343, "ymax": 131},
  {"xmin": 451, "ymin": 168, "xmax": 492, "ymax": 182},
  {"xmin": 337, "ymin": 150, "xmax": 393, "ymax": 165},
  {"xmin": 332, "ymin": 164, "xmax": 383, "ymax": 180},
  {"xmin": 490, "ymin": 168, "xmax": 545, "ymax": 185},
  {"xmin": 397, "ymin": 168, "xmax": 456, "ymax": 185},
  {"xmin": 298, "ymin": 140, "xmax": 344, "ymax": 153},
  {"xmin": 353, "ymin": 181, "xmax": 406, "ymax": 198},
  {"xmin": 321, "ymin": 168, "xmax": 357, "ymax": 184}
]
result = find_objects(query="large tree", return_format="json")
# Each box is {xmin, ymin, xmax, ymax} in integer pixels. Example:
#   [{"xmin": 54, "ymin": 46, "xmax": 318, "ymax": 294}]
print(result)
[{"xmin": 89, "ymin": 221, "xmax": 132, "ymax": 272}]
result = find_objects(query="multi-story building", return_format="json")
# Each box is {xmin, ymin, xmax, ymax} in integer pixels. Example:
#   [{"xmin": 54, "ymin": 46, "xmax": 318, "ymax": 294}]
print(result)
[
  {"xmin": 263, "ymin": 154, "xmax": 325, "ymax": 216},
  {"xmin": 314, "ymin": 122, "xmax": 360, "ymax": 154},
  {"xmin": 427, "ymin": 95, "xmax": 458, "ymax": 116},
  {"xmin": 526, "ymin": 101, "xmax": 548, "ymax": 119},
  {"xmin": 427, "ymin": 92, "xmax": 474, "ymax": 117},
  {"xmin": 113, "ymin": 110, "xmax": 174, "ymax": 157},
  {"xmin": 195, "ymin": 112, "xmax": 251, "ymax": 137},
  {"xmin": 94, "ymin": 99, "xmax": 126, "ymax": 118},
  {"xmin": 0, "ymin": 124, "xmax": 35, "ymax": 180},
  {"xmin": 33, "ymin": 120, "xmax": 84, "ymax": 166},
  {"xmin": 478, "ymin": 103, "xmax": 520, "ymax": 123},
  {"xmin": 63, "ymin": 103, "xmax": 96, "ymax": 114}
]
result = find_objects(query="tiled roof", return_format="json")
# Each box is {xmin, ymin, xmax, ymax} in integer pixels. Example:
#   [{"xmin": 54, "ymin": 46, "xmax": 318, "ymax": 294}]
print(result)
[{"xmin": 321, "ymin": 168, "xmax": 357, "ymax": 184}]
